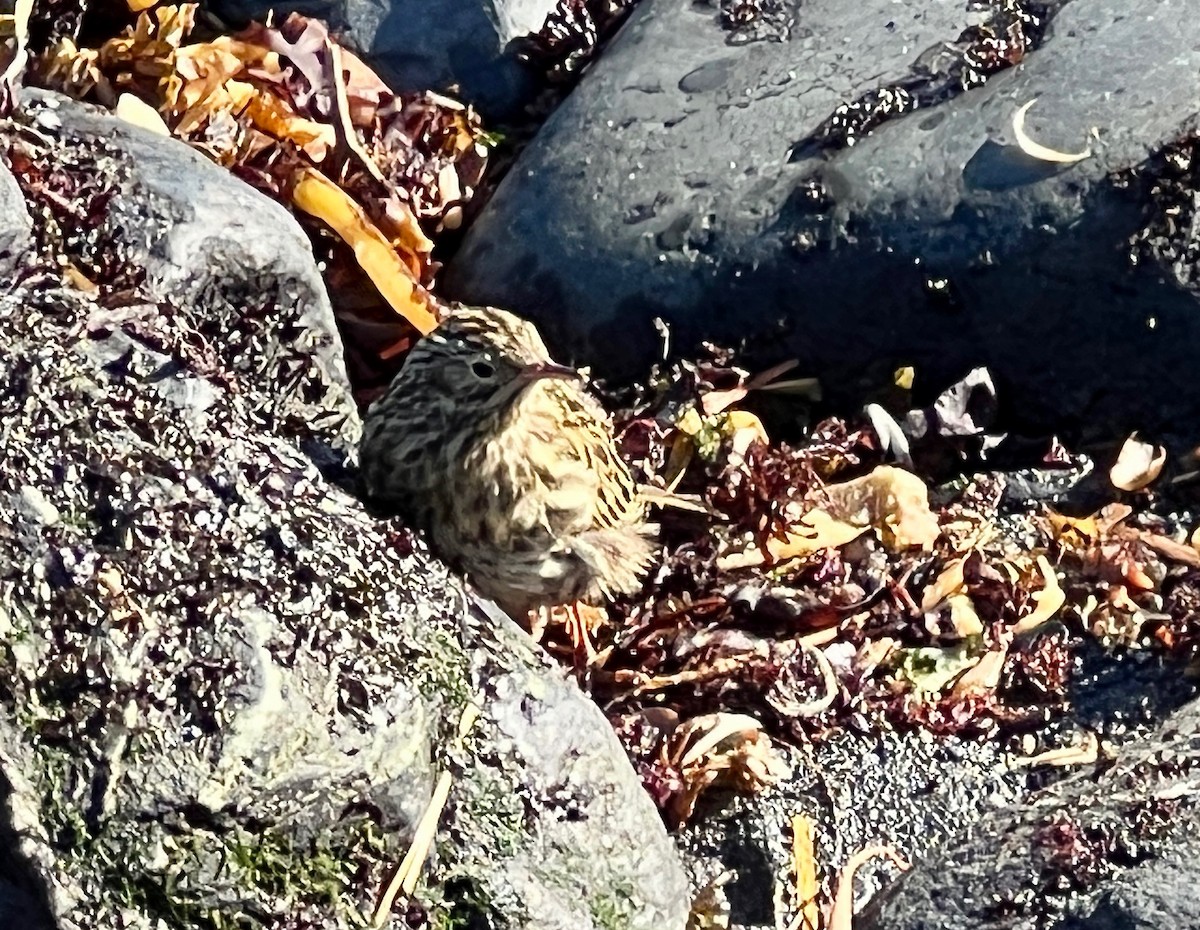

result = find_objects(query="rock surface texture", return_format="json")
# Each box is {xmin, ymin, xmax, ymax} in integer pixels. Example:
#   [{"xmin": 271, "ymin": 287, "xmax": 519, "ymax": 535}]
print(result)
[
  {"xmin": 861, "ymin": 694, "xmax": 1200, "ymax": 930},
  {"xmin": 203, "ymin": 0, "xmax": 556, "ymax": 118},
  {"xmin": 0, "ymin": 91, "xmax": 689, "ymax": 930},
  {"xmin": 677, "ymin": 633, "xmax": 1198, "ymax": 929},
  {"xmin": 446, "ymin": 0, "xmax": 1200, "ymax": 443},
  {"xmin": 679, "ymin": 730, "xmax": 1022, "ymax": 928}
]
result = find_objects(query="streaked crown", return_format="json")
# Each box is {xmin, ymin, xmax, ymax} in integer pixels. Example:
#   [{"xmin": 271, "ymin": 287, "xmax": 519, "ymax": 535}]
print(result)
[
  {"xmin": 425, "ymin": 305, "xmax": 555, "ymax": 367},
  {"xmin": 391, "ymin": 305, "xmax": 575, "ymax": 420}
]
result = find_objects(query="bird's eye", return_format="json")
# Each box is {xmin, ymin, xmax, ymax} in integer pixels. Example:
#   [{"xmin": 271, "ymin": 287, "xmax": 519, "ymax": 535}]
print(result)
[{"xmin": 471, "ymin": 360, "xmax": 495, "ymax": 379}]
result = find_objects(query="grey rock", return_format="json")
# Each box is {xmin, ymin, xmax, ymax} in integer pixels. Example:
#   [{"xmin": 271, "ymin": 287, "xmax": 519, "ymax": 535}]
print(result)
[
  {"xmin": 446, "ymin": 0, "xmax": 1200, "ymax": 442},
  {"xmin": 202, "ymin": 0, "xmax": 555, "ymax": 118},
  {"xmin": 0, "ymin": 93, "xmax": 689, "ymax": 930},
  {"xmin": 860, "ymin": 696, "xmax": 1200, "ymax": 930},
  {"xmin": 23, "ymin": 89, "xmax": 360, "ymax": 456},
  {"xmin": 0, "ymin": 156, "xmax": 32, "ymax": 276},
  {"xmin": 14, "ymin": 486, "xmax": 59, "ymax": 528},
  {"xmin": 461, "ymin": 604, "xmax": 691, "ymax": 930},
  {"xmin": 675, "ymin": 606, "xmax": 1198, "ymax": 928},
  {"xmin": 678, "ymin": 728, "xmax": 1024, "ymax": 928}
]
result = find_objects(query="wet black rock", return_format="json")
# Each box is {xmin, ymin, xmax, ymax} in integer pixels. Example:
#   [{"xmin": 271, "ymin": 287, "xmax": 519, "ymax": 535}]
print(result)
[
  {"xmin": 446, "ymin": 0, "xmax": 1200, "ymax": 445},
  {"xmin": 0, "ymin": 92, "xmax": 689, "ymax": 930},
  {"xmin": 859, "ymin": 695, "xmax": 1200, "ymax": 930},
  {"xmin": 202, "ymin": 0, "xmax": 556, "ymax": 119}
]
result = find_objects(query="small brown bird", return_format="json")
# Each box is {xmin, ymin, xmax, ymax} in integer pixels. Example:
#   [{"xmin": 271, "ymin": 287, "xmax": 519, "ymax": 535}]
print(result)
[{"xmin": 360, "ymin": 306, "xmax": 657, "ymax": 617}]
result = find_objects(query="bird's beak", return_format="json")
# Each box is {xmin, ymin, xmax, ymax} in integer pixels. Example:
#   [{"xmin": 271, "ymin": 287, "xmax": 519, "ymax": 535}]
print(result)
[{"xmin": 517, "ymin": 362, "xmax": 582, "ymax": 385}]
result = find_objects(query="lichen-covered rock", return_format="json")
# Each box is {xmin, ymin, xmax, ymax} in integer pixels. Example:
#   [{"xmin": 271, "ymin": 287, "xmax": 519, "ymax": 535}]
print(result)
[
  {"xmin": 0, "ymin": 92, "xmax": 689, "ymax": 930},
  {"xmin": 17, "ymin": 88, "xmax": 359, "ymax": 458}
]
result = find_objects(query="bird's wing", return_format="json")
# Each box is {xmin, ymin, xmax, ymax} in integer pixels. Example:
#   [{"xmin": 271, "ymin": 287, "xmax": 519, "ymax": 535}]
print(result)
[{"xmin": 545, "ymin": 386, "xmax": 643, "ymax": 532}]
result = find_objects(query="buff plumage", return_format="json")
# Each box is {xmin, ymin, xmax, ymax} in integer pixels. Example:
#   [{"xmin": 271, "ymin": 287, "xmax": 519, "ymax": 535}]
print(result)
[{"xmin": 359, "ymin": 306, "xmax": 656, "ymax": 617}]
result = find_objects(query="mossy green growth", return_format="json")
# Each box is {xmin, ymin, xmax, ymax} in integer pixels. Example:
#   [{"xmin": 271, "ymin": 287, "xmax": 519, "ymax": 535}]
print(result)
[
  {"xmin": 118, "ymin": 817, "xmax": 386, "ymax": 930},
  {"xmin": 454, "ymin": 772, "xmax": 527, "ymax": 862},
  {"xmin": 222, "ymin": 816, "xmax": 391, "ymax": 921},
  {"xmin": 224, "ymin": 827, "xmax": 346, "ymax": 904},
  {"xmin": 589, "ymin": 882, "xmax": 639, "ymax": 930},
  {"xmin": 37, "ymin": 764, "xmax": 394, "ymax": 930},
  {"xmin": 408, "ymin": 623, "xmax": 472, "ymax": 739}
]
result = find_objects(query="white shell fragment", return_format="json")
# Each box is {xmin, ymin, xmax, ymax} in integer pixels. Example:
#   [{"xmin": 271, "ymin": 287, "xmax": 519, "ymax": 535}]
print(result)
[
  {"xmin": 115, "ymin": 93, "xmax": 171, "ymax": 136},
  {"xmin": 1011, "ymin": 99, "xmax": 1091, "ymax": 164},
  {"xmin": 1109, "ymin": 434, "xmax": 1166, "ymax": 492}
]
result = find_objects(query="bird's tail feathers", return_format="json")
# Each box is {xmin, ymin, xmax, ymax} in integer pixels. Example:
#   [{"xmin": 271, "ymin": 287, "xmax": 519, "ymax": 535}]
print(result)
[{"xmin": 570, "ymin": 523, "xmax": 660, "ymax": 601}]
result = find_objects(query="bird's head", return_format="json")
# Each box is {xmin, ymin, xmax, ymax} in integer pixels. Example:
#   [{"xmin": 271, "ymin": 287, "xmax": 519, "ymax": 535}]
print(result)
[{"xmin": 405, "ymin": 306, "xmax": 581, "ymax": 418}]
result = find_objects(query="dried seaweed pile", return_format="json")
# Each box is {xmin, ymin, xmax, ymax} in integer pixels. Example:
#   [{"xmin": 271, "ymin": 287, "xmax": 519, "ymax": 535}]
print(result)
[
  {"xmin": 31, "ymin": 2, "xmax": 491, "ymax": 400},
  {"xmin": 525, "ymin": 354, "xmax": 1200, "ymax": 826}
]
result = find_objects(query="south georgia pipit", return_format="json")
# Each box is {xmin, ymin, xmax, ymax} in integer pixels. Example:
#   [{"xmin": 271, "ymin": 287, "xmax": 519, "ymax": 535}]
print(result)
[{"xmin": 360, "ymin": 306, "xmax": 657, "ymax": 619}]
